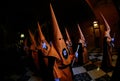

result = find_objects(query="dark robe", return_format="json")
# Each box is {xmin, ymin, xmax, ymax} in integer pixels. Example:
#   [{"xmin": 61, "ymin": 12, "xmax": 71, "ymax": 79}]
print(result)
[
  {"xmin": 101, "ymin": 37, "xmax": 113, "ymax": 72},
  {"xmin": 78, "ymin": 43, "xmax": 84, "ymax": 66},
  {"xmin": 38, "ymin": 50, "xmax": 55, "ymax": 81}
]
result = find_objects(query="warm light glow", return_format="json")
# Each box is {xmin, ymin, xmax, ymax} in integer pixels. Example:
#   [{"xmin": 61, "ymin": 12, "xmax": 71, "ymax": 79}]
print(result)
[
  {"xmin": 97, "ymin": 67, "xmax": 100, "ymax": 71},
  {"xmin": 93, "ymin": 21, "xmax": 99, "ymax": 28},
  {"xmin": 20, "ymin": 34, "xmax": 25, "ymax": 38}
]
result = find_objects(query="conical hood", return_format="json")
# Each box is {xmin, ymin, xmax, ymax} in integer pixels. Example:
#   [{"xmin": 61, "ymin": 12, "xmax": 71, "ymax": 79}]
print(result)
[
  {"xmin": 77, "ymin": 24, "xmax": 85, "ymax": 41},
  {"xmin": 28, "ymin": 30, "xmax": 37, "ymax": 49},
  {"xmin": 50, "ymin": 3, "xmax": 71, "ymax": 65},
  {"xmin": 28, "ymin": 30, "xmax": 40, "ymax": 70},
  {"xmin": 77, "ymin": 24, "xmax": 89, "ymax": 64},
  {"xmin": 50, "ymin": 3, "xmax": 63, "ymax": 40},
  {"xmin": 100, "ymin": 12, "xmax": 111, "ymax": 32},
  {"xmin": 37, "ymin": 22, "xmax": 50, "ymax": 56},
  {"xmin": 100, "ymin": 12, "xmax": 111, "ymax": 38},
  {"xmin": 65, "ymin": 27, "xmax": 71, "ymax": 42},
  {"xmin": 65, "ymin": 27, "xmax": 73, "ymax": 54},
  {"xmin": 37, "ymin": 22, "xmax": 45, "ymax": 41}
]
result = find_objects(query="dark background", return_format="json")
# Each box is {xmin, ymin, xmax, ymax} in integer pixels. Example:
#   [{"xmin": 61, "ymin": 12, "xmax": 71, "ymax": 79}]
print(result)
[
  {"xmin": 0, "ymin": 0, "xmax": 120, "ymax": 47},
  {"xmin": 0, "ymin": 0, "xmax": 94, "ymax": 32},
  {"xmin": 0, "ymin": 0, "xmax": 120, "ymax": 31},
  {"xmin": 0, "ymin": 1, "xmax": 120, "ymax": 80}
]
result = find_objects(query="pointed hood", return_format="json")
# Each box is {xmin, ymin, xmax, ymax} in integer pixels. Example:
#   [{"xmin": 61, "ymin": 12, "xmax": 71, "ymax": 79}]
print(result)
[
  {"xmin": 65, "ymin": 27, "xmax": 71, "ymax": 42},
  {"xmin": 100, "ymin": 12, "xmax": 111, "ymax": 38},
  {"xmin": 37, "ymin": 22, "xmax": 51, "ymax": 56},
  {"xmin": 50, "ymin": 3, "xmax": 63, "ymax": 40},
  {"xmin": 28, "ymin": 30, "xmax": 40, "ymax": 70},
  {"xmin": 100, "ymin": 12, "xmax": 111, "ymax": 32},
  {"xmin": 50, "ymin": 3, "xmax": 71, "ymax": 65},
  {"xmin": 28, "ymin": 30, "xmax": 36, "ymax": 45},
  {"xmin": 77, "ymin": 24, "xmax": 89, "ymax": 64},
  {"xmin": 77, "ymin": 24, "xmax": 85, "ymax": 42},
  {"xmin": 37, "ymin": 22, "xmax": 45, "ymax": 41},
  {"xmin": 65, "ymin": 27, "xmax": 73, "ymax": 54}
]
